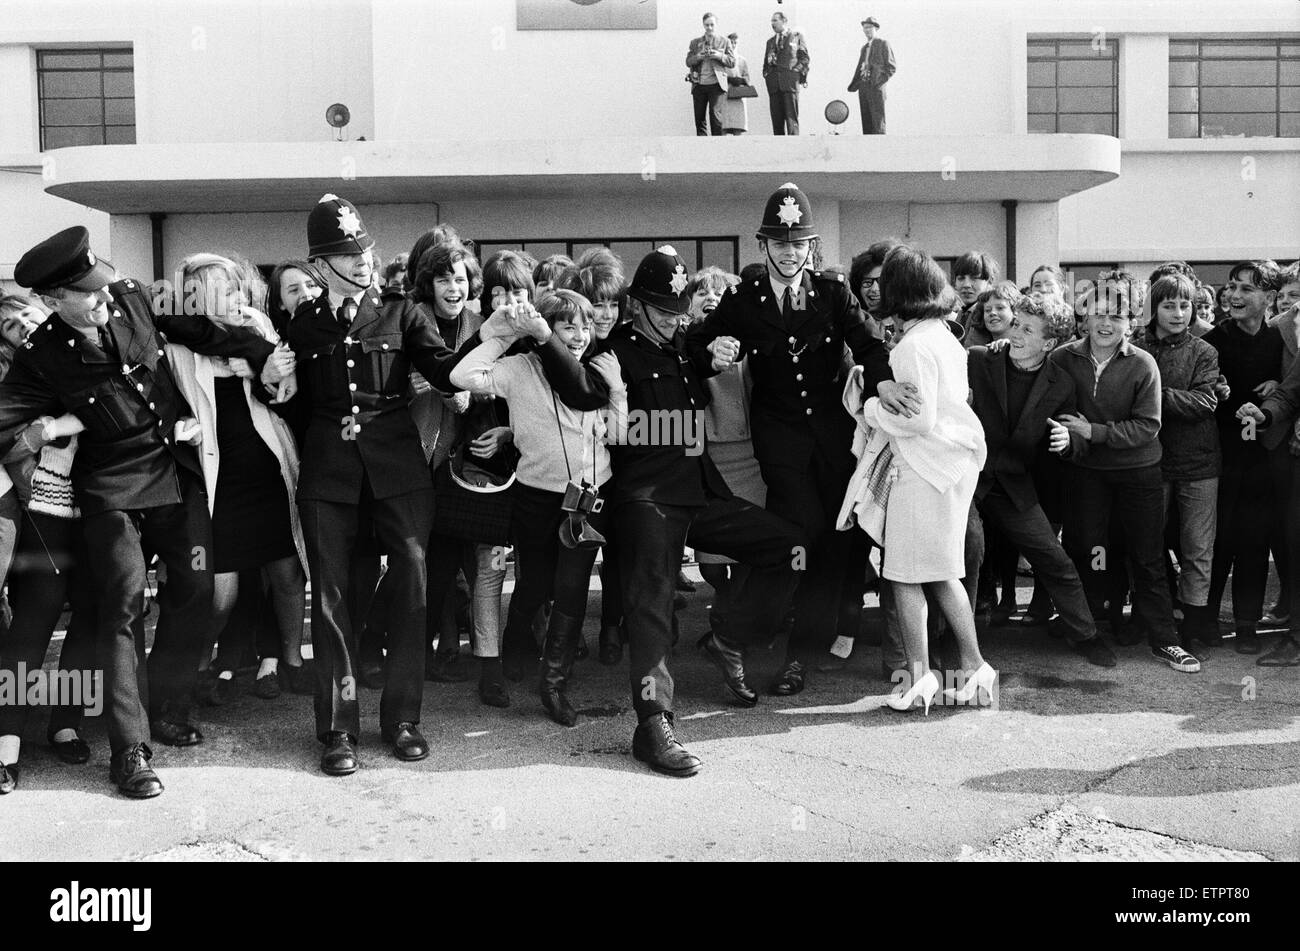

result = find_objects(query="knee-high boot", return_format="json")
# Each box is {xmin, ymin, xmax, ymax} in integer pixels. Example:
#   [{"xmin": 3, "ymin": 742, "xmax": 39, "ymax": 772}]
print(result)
[
  {"xmin": 501, "ymin": 602, "xmax": 541, "ymax": 683},
  {"xmin": 539, "ymin": 609, "xmax": 582, "ymax": 727}
]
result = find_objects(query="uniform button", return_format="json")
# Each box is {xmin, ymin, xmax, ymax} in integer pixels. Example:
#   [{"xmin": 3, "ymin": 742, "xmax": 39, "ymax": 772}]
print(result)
[
  {"xmin": 752, "ymin": 348, "xmax": 758, "ymax": 355},
  {"xmin": 353, "ymin": 425, "xmax": 362, "ymax": 433},
  {"xmin": 157, "ymin": 349, "xmax": 164, "ymax": 357},
  {"xmin": 344, "ymin": 337, "xmax": 353, "ymax": 345},
  {"xmin": 136, "ymin": 383, "xmax": 144, "ymax": 392},
  {"xmin": 652, "ymin": 372, "xmax": 659, "ymax": 379},
  {"xmin": 801, "ymin": 391, "xmax": 808, "ymax": 398},
  {"xmin": 352, "ymin": 405, "xmax": 360, "ymax": 414},
  {"xmin": 792, "ymin": 356, "xmax": 799, "ymax": 363},
  {"xmin": 788, "ymin": 336, "xmax": 796, "ymax": 345},
  {"xmin": 805, "ymin": 408, "xmax": 813, "ymax": 416},
  {"xmin": 349, "ymin": 383, "xmax": 357, "ymax": 391},
  {"xmin": 88, "ymin": 397, "xmax": 96, "ymax": 404},
  {"xmin": 826, "ymin": 336, "xmax": 832, "ymax": 343},
  {"xmin": 149, "ymin": 402, "xmax": 156, "ymax": 410},
  {"xmin": 796, "ymin": 373, "xmax": 803, "ymax": 381},
  {"xmin": 381, "ymin": 343, "xmax": 390, "ymax": 350},
  {"xmin": 347, "ymin": 360, "xmax": 355, "ymax": 368}
]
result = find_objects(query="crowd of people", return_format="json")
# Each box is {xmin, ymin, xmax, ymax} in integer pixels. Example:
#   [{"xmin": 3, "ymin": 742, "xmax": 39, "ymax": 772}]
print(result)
[{"xmin": 0, "ymin": 181, "xmax": 1296, "ymax": 798}]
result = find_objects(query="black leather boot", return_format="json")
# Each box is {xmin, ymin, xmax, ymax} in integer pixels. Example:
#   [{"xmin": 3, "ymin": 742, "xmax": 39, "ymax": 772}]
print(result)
[
  {"xmin": 539, "ymin": 609, "xmax": 582, "ymax": 727},
  {"xmin": 632, "ymin": 712, "xmax": 702, "ymax": 777}
]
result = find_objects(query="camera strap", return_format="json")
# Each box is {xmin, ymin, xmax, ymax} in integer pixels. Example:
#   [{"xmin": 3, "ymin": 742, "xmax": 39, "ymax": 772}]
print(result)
[{"xmin": 551, "ymin": 388, "xmax": 595, "ymax": 489}]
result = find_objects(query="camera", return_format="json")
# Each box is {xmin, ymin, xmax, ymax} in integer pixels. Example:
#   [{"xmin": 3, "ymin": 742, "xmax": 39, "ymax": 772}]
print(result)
[{"xmin": 561, "ymin": 480, "xmax": 604, "ymax": 515}]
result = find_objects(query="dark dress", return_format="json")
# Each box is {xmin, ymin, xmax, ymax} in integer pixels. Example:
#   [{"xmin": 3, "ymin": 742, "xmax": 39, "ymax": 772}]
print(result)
[{"xmin": 212, "ymin": 375, "xmax": 294, "ymax": 573}]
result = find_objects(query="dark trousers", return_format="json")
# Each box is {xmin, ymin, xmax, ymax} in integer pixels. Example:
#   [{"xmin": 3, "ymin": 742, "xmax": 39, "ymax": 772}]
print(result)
[
  {"xmin": 0, "ymin": 511, "xmax": 97, "ymax": 738},
  {"xmin": 82, "ymin": 471, "xmax": 214, "ymax": 754},
  {"xmin": 978, "ymin": 489, "xmax": 1096, "ymax": 642},
  {"xmin": 756, "ymin": 438, "xmax": 854, "ymax": 663},
  {"xmin": 509, "ymin": 482, "xmax": 610, "ymax": 624},
  {"xmin": 692, "ymin": 83, "xmax": 725, "ymax": 135},
  {"xmin": 1208, "ymin": 455, "xmax": 1274, "ymax": 624},
  {"xmin": 599, "ymin": 524, "xmax": 624, "ymax": 628},
  {"xmin": 857, "ymin": 86, "xmax": 886, "ymax": 133},
  {"xmin": 768, "ymin": 90, "xmax": 800, "ymax": 134},
  {"xmin": 1266, "ymin": 445, "xmax": 1293, "ymax": 612},
  {"xmin": 1063, "ymin": 464, "xmax": 1175, "ymax": 646},
  {"xmin": 616, "ymin": 496, "xmax": 804, "ymax": 721},
  {"xmin": 300, "ymin": 484, "xmax": 433, "ymax": 741},
  {"xmin": 213, "ymin": 570, "xmax": 282, "ymax": 671}
]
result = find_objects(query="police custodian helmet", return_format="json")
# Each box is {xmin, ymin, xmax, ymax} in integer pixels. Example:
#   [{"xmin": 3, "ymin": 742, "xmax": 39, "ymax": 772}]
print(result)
[
  {"xmin": 756, "ymin": 182, "xmax": 818, "ymax": 243},
  {"xmin": 307, "ymin": 194, "xmax": 375, "ymax": 258},
  {"xmin": 628, "ymin": 245, "xmax": 692, "ymax": 316}
]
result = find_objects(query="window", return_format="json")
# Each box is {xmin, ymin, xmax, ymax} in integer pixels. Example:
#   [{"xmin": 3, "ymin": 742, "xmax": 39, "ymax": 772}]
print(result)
[
  {"xmin": 1028, "ymin": 38, "xmax": 1118, "ymax": 136},
  {"xmin": 38, "ymin": 48, "xmax": 135, "ymax": 150},
  {"xmin": 1169, "ymin": 39, "xmax": 1300, "ymax": 138},
  {"xmin": 475, "ymin": 237, "xmax": 740, "ymax": 275}
]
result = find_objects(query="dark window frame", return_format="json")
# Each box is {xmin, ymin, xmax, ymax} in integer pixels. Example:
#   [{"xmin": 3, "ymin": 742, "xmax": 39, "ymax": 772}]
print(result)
[
  {"xmin": 1027, "ymin": 36, "xmax": 1119, "ymax": 136},
  {"xmin": 1168, "ymin": 38, "xmax": 1300, "ymax": 138},
  {"xmin": 37, "ymin": 46, "xmax": 135, "ymax": 150},
  {"xmin": 475, "ymin": 236, "xmax": 741, "ymax": 275}
]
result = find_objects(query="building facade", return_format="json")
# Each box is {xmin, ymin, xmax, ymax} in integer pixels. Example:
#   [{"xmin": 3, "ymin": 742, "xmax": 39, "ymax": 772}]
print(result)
[{"xmin": 1, "ymin": 0, "xmax": 1297, "ymax": 295}]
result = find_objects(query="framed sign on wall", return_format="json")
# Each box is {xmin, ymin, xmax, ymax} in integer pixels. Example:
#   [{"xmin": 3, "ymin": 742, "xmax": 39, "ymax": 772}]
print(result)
[{"xmin": 517, "ymin": 0, "xmax": 657, "ymax": 31}]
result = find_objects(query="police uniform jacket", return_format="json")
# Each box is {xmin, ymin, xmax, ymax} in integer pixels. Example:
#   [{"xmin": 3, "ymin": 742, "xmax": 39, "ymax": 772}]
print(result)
[
  {"xmin": 0, "ymin": 279, "xmax": 276, "ymax": 516},
  {"xmin": 286, "ymin": 286, "xmax": 483, "ymax": 504},
  {"xmin": 685, "ymin": 270, "xmax": 891, "ymax": 469}
]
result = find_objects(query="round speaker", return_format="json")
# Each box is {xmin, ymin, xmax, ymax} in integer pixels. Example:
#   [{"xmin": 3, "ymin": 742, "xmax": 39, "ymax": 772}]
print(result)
[
  {"xmin": 824, "ymin": 99, "xmax": 849, "ymax": 125},
  {"xmin": 326, "ymin": 103, "xmax": 351, "ymax": 129}
]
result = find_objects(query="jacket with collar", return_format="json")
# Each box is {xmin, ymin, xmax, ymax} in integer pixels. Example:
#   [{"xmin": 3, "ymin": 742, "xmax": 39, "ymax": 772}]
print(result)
[
  {"xmin": 1050, "ymin": 337, "xmax": 1163, "ymax": 471},
  {"xmin": 1133, "ymin": 328, "xmax": 1221, "ymax": 481}
]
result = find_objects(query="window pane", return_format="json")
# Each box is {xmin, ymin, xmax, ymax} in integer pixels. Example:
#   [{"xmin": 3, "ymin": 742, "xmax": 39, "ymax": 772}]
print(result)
[
  {"xmin": 525, "ymin": 242, "xmax": 567, "ymax": 264},
  {"xmin": 1027, "ymin": 61, "xmax": 1056, "ymax": 86},
  {"xmin": 1169, "ymin": 86, "xmax": 1199, "ymax": 112},
  {"xmin": 1169, "ymin": 41, "xmax": 1199, "ymax": 57},
  {"xmin": 608, "ymin": 242, "xmax": 651, "ymax": 270},
  {"xmin": 43, "ymin": 98, "xmax": 103, "ymax": 125},
  {"xmin": 701, "ymin": 240, "xmax": 736, "ymax": 273},
  {"xmin": 1168, "ymin": 113, "xmax": 1199, "ymax": 138},
  {"xmin": 1202, "ymin": 60, "xmax": 1276, "ymax": 85},
  {"xmin": 103, "ymin": 71, "xmax": 134, "ymax": 96},
  {"xmin": 1200, "ymin": 113, "xmax": 1276, "ymax": 137},
  {"xmin": 104, "ymin": 98, "xmax": 135, "ymax": 123},
  {"xmin": 1281, "ymin": 113, "xmax": 1300, "ymax": 136},
  {"xmin": 43, "ymin": 126, "xmax": 103, "ymax": 149},
  {"xmin": 1027, "ymin": 41, "xmax": 1057, "ymax": 59},
  {"xmin": 1200, "ymin": 42, "xmax": 1275, "ymax": 58},
  {"xmin": 1057, "ymin": 42, "xmax": 1113, "ymax": 58},
  {"xmin": 1057, "ymin": 60, "xmax": 1113, "ymax": 86},
  {"xmin": 38, "ymin": 51, "xmax": 102, "ymax": 69},
  {"xmin": 1027, "ymin": 88, "xmax": 1056, "ymax": 112},
  {"xmin": 1282, "ymin": 87, "xmax": 1300, "ymax": 111},
  {"xmin": 105, "ymin": 125, "xmax": 135, "ymax": 144},
  {"xmin": 1058, "ymin": 113, "xmax": 1114, "ymax": 134},
  {"xmin": 1202, "ymin": 86, "xmax": 1276, "ymax": 112},
  {"xmin": 660, "ymin": 240, "xmax": 700, "ymax": 271},
  {"xmin": 102, "ymin": 51, "xmax": 134, "ymax": 68},
  {"xmin": 1169, "ymin": 61, "xmax": 1198, "ymax": 86},
  {"xmin": 1058, "ymin": 86, "xmax": 1113, "ymax": 112},
  {"xmin": 40, "ymin": 70, "xmax": 101, "ymax": 97},
  {"xmin": 1281, "ymin": 61, "xmax": 1300, "ymax": 85},
  {"xmin": 1027, "ymin": 113, "xmax": 1056, "ymax": 133}
]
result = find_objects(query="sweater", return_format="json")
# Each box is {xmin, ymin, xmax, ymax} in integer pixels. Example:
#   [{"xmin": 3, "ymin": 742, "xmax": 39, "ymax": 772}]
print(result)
[
  {"xmin": 1050, "ymin": 338, "xmax": 1162, "ymax": 471},
  {"xmin": 1134, "ymin": 329, "xmax": 1221, "ymax": 481},
  {"xmin": 448, "ymin": 337, "xmax": 612, "ymax": 494},
  {"xmin": 1203, "ymin": 319, "xmax": 1284, "ymax": 459},
  {"xmin": 862, "ymin": 318, "xmax": 986, "ymax": 492}
]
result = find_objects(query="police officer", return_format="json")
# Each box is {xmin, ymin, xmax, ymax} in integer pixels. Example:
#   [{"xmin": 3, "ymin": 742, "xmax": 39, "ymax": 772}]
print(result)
[
  {"xmin": 686, "ymin": 183, "xmax": 920, "ymax": 695},
  {"xmin": 0, "ymin": 226, "xmax": 288, "ymax": 798},
  {"xmin": 286, "ymin": 195, "xmax": 502, "ymax": 776},
  {"xmin": 533, "ymin": 246, "xmax": 807, "ymax": 776}
]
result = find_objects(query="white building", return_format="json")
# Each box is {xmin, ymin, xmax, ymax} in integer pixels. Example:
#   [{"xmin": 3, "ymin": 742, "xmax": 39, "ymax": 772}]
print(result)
[{"xmin": 1, "ymin": 0, "xmax": 1297, "ymax": 295}]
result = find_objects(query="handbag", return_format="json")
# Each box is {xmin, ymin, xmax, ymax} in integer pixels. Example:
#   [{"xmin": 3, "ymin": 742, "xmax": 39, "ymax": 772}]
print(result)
[
  {"xmin": 431, "ymin": 401, "xmax": 518, "ymax": 545},
  {"xmin": 727, "ymin": 83, "xmax": 758, "ymax": 100}
]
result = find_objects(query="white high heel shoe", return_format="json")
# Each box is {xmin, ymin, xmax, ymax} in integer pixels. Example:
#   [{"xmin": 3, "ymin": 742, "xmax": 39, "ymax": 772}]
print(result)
[
  {"xmin": 885, "ymin": 670, "xmax": 939, "ymax": 715},
  {"xmin": 943, "ymin": 662, "xmax": 998, "ymax": 707}
]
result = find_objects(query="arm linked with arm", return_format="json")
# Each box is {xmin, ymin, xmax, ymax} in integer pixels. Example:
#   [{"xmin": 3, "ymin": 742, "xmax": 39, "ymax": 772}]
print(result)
[
  {"xmin": 1090, "ymin": 371, "xmax": 1162, "ymax": 449},
  {"xmin": 534, "ymin": 336, "xmax": 610, "ymax": 411}
]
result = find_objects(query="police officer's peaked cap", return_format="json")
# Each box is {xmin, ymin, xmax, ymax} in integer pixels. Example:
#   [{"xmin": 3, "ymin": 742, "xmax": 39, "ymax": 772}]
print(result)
[
  {"xmin": 756, "ymin": 182, "xmax": 818, "ymax": 242},
  {"xmin": 15, "ymin": 226, "xmax": 117, "ymax": 291},
  {"xmin": 308, "ymin": 193, "xmax": 375, "ymax": 258},
  {"xmin": 628, "ymin": 245, "xmax": 692, "ymax": 316}
]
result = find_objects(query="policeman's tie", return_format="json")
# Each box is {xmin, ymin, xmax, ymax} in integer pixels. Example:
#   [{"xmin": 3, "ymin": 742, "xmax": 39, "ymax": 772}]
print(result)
[
  {"xmin": 338, "ymin": 297, "xmax": 358, "ymax": 329},
  {"xmin": 781, "ymin": 285, "xmax": 795, "ymax": 330}
]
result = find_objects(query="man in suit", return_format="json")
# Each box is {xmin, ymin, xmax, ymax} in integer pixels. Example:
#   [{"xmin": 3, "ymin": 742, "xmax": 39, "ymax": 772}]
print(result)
[
  {"xmin": 847, "ymin": 16, "xmax": 896, "ymax": 134},
  {"xmin": 687, "ymin": 183, "xmax": 920, "ymax": 695},
  {"xmin": 762, "ymin": 10, "xmax": 809, "ymax": 135},
  {"xmin": 967, "ymin": 295, "xmax": 1116, "ymax": 667},
  {"xmin": 287, "ymin": 195, "xmax": 514, "ymax": 776},
  {"xmin": 0, "ymin": 227, "xmax": 289, "ymax": 797},
  {"xmin": 685, "ymin": 11, "xmax": 735, "ymax": 136}
]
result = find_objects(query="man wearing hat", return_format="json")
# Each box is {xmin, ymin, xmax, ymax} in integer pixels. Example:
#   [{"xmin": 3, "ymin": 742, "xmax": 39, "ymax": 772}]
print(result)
[
  {"xmin": 0, "ymin": 226, "xmax": 291, "ymax": 798},
  {"xmin": 528, "ymin": 246, "xmax": 806, "ymax": 775},
  {"xmin": 763, "ymin": 10, "xmax": 810, "ymax": 135},
  {"xmin": 285, "ymin": 194, "xmax": 510, "ymax": 776},
  {"xmin": 847, "ymin": 17, "xmax": 896, "ymax": 134},
  {"xmin": 687, "ymin": 183, "xmax": 920, "ymax": 696}
]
